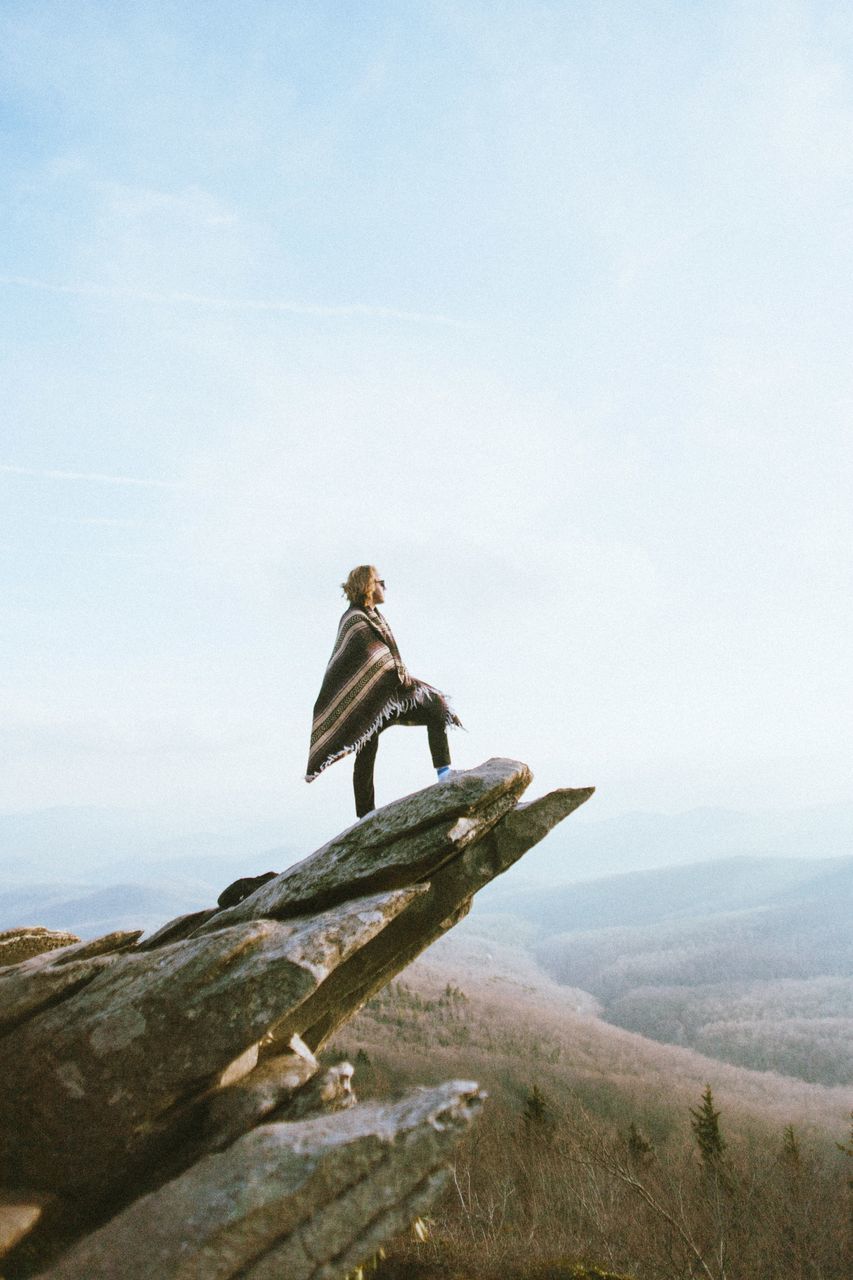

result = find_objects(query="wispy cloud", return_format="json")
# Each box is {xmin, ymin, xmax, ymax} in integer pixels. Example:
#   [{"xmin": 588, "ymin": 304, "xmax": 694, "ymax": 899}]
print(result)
[
  {"xmin": 0, "ymin": 464, "xmax": 183, "ymax": 489},
  {"xmin": 0, "ymin": 274, "xmax": 461, "ymax": 327},
  {"xmin": 74, "ymin": 516, "xmax": 142, "ymax": 526}
]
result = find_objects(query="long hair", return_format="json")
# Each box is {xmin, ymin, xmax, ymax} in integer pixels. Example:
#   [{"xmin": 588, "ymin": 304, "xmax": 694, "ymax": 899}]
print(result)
[{"xmin": 341, "ymin": 564, "xmax": 377, "ymax": 606}]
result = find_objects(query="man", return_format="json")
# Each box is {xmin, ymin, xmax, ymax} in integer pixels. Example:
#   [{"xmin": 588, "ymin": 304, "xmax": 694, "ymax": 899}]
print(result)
[{"xmin": 305, "ymin": 565, "xmax": 461, "ymax": 817}]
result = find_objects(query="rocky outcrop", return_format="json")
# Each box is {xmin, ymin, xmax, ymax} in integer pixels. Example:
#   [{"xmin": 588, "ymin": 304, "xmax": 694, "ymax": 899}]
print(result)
[
  {"xmin": 0, "ymin": 927, "xmax": 80, "ymax": 967},
  {"xmin": 0, "ymin": 759, "xmax": 593, "ymax": 1279},
  {"xmin": 41, "ymin": 1083, "xmax": 484, "ymax": 1280}
]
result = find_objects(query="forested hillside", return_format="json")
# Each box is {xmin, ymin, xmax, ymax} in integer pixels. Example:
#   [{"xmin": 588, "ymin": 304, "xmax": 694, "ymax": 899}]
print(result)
[
  {"xmin": 330, "ymin": 940, "xmax": 852, "ymax": 1280},
  {"xmin": 464, "ymin": 855, "xmax": 853, "ymax": 1085}
]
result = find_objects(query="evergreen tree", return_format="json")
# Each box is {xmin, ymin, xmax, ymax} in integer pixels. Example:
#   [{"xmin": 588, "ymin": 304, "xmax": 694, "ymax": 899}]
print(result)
[
  {"xmin": 522, "ymin": 1084, "xmax": 552, "ymax": 1137},
  {"xmin": 626, "ymin": 1120, "xmax": 654, "ymax": 1165},
  {"xmin": 690, "ymin": 1084, "xmax": 726, "ymax": 1168},
  {"xmin": 780, "ymin": 1123, "xmax": 801, "ymax": 1171},
  {"xmin": 837, "ymin": 1111, "xmax": 853, "ymax": 1193}
]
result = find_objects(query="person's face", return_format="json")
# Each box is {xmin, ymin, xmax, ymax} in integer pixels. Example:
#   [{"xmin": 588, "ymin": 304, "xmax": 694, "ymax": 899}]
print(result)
[{"xmin": 369, "ymin": 573, "xmax": 386, "ymax": 605}]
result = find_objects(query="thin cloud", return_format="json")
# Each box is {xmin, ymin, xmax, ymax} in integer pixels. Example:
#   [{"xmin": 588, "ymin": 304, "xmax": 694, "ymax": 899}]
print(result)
[
  {"xmin": 75, "ymin": 516, "xmax": 141, "ymax": 526},
  {"xmin": 0, "ymin": 464, "xmax": 183, "ymax": 489},
  {"xmin": 0, "ymin": 274, "xmax": 461, "ymax": 328}
]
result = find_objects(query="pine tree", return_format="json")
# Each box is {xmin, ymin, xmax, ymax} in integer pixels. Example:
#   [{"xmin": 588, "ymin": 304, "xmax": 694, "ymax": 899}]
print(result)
[
  {"xmin": 622, "ymin": 1121, "xmax": 653, "ymax": 1172},
  {"xmin": 780, "ymin": 1124, "xmax": 801, "ymax": 1171},
  {"xmin": 522, "ymin": 1084, "xmax": 552, "ymax": 1137},
  {"xmin": 837, "ymin": 1111, "xmax": 853, "ymax": 1193},
  {"xmin": 626, "ymin": 1120, "xmax": 654, "ymax": 1165},
  {"xmin": 690, "ymin": 1084, "xmax": 726, "ymax": 1168}
]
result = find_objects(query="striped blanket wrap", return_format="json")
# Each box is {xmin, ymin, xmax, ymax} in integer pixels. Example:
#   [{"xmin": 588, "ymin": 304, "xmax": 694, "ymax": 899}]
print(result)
[{"xmin": 305, "ymin": 605, "xmax": 461, "ymax": 782}]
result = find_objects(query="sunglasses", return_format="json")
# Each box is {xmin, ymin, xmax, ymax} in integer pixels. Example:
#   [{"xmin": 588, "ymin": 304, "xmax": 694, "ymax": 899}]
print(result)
[{"xmin": 374, "ymin": 579, "xmax": 386, "ymax": 589}]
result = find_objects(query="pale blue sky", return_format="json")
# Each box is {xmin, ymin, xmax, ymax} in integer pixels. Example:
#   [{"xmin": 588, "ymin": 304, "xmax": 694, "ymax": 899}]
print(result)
[{"xmin": 2, "ymin": 1, "xmax": 852, "ymax": 847}]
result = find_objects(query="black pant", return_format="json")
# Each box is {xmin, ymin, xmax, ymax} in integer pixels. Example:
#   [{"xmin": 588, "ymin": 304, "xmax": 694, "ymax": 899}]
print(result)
[{"xmin": 353, "ymin": 696, "xmax": 451, "ymax": 817}]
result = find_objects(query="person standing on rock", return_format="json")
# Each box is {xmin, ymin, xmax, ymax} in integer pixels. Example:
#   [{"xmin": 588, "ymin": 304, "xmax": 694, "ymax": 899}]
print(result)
[{"xmin": 306, "ymin": 565, "xmax": 462, "ymax": 818}]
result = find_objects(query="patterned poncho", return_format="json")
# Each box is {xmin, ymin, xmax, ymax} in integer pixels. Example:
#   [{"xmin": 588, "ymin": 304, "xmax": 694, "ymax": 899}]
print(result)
[{"xmin": 305, "ymin": 605, "xmax": 460, "ymax": 782}]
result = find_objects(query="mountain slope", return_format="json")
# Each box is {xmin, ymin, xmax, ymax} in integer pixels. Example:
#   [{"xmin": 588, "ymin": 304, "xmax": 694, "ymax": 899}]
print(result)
[
  {"xmin": 336, "ymin": 931, "xmax": 852, "ymax": 1142},
  {"xmin": 465, "ymin": 855, "xmax": 853, "ymax": 1085}
]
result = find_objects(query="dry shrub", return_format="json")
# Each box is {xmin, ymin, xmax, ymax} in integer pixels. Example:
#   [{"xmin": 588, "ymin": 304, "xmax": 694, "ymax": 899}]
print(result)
[
  {"xmin": 372, "ymin": 1093, "xmax": 848, "ymax": 1280},
  {"xmin": 337, "ymin": 972, "xmax": 851, "ymax": 1280}
]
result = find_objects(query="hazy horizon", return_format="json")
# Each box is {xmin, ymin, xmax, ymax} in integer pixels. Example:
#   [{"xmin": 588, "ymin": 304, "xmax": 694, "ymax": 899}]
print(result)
[
  {"xmin": 3, "ymin": 2, "xmax": 852, "ymax": 852},
  {"xmin": 2, "ymin": 791, "xmax": 851, "ymax": 894}
]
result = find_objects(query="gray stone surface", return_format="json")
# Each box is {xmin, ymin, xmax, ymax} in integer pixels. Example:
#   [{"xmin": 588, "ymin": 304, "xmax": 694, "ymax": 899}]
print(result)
[
  {"xmin": 196, "ymin": 758, "xmax": 531, "ymax": 931},
  {"xmin": 292, "ymin": 786, "xmax": 594, "ymax": 1052},
  {"xmin": 0, "ymin": 952, "xmax": 117, "ymax": 1038},
  {"xmin": 204, "ymin": 1044, "xmax": 326, "ymax": 1149},
  {"xmin": 0, "ymin": 933, "xmax": 142, "ymax": 1036},
  {"xmin": 0, "ymin": 888, "xmax": 423, "ymax": 1198},
  {"xmin": 38, "ymin": 1082, "xmax": 483, "ymax": 1280},
  {"xmin": 136, "ymin": 909, "xmax": 218, "ymax": 950},
  {"xmin": 51, "ymin": 931, "xmax": 142, "ymax": 964}
]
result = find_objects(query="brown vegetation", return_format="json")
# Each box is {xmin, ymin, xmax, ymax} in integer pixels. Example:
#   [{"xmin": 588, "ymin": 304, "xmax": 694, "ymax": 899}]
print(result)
[
  {"xmin": 329, "ymin": 951, "xmax": 852, "ymax": 1280},
  {"xmin": 605, "ymin": 976, "xmax": 853, "ymax": 1085}
]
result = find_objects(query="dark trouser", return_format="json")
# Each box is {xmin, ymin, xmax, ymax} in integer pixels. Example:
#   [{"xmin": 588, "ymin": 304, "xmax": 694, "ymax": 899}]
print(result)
[{"xmin": 353, "ymin": 696, "xmax": 451, "ymax": 817}]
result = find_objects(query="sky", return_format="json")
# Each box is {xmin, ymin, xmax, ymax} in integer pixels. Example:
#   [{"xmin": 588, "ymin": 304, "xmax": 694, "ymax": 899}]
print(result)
[{"xmin": 2, "ymin": 0, "xmax": 852, "ymax": 851}]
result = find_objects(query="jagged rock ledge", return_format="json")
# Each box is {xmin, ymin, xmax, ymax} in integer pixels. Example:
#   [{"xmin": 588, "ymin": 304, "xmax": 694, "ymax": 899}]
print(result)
[{"xmin": 0, "ymin": 759, "xmax": 593, "ymax": 1279}]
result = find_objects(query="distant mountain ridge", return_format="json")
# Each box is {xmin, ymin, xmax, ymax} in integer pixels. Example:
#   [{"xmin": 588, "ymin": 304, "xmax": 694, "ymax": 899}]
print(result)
[
  {"xmin": 0, "ymin": 881, "xmax": 214, "ymax": 939},
  {"xmin": 2, "ymin": 798, "xmax": 852, "ymax": 886},
  {"xmin": 518, "ymin": 800, "xmax": 853, "ymax": 880},
  {"xmin": 0, "ymin": 804, "xmax": 295, "ymax": 888},
  {"xmin": 477, "ymin": 852, "xmax": 850, "ymax": 931}
]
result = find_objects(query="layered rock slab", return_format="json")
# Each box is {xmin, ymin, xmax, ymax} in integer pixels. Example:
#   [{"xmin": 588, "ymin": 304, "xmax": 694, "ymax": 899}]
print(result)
[
  {"xmin": 38, "ymin": 1082, "xmax": 483, "ymax": 1280},
  {"xmin": 0, "ymin": 931, "xmax": 143, "ymax": 1036},
  {"xmin": 0, "ymin": 928, "xmax": 80, "ymax": 968},
  {"xmin": 196, "ymin": 758, "xmax": 532, "ymax": 932},
  {"xmin": 295, "ymin": 786, "xmax": 595, "ymax": 1052},
  {"xmin": 0, "ymin": 889, "xmax": 423, "ymax": 1199}
]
